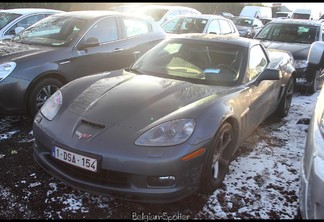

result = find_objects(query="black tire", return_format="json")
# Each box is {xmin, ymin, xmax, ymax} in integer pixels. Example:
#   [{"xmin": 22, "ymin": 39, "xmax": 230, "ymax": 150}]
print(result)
[
  {"xmin": 308, "ymin": 70, "xmax": 320, "ymax": 94},
  {"xmin": 276, "ymin": 77, "xmax": 294, "ymax": 118},
  {"xmin": 28, "ymin": 78, "xmax": 63, "ymax": 117},
  {"xmin": 201, "ymin": 122, "xmax": 234, "ymax": 193}
]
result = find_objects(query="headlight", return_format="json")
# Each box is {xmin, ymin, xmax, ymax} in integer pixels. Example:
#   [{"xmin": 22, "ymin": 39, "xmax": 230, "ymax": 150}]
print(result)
[
  {"xmin": 135, "ymin": 119, "xmax": 196, "ymax": 146},
  {"xmin": 40, "ymin": 90, "xmax": 62, "ymax": 121},
  {"xmin": 0, "ymin": 62, "xmax": 16, "ymax": 81},
  {"xmin": 293, "ymin": 59, "xmax": 308, "ymax": 69}
]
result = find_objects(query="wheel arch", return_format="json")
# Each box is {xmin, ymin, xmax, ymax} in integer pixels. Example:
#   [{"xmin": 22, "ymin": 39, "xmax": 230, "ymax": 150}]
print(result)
[
  {"xmin": 24, "ymin": 72, "xmax": 68, "ymax": 110},
  {"xmin": 219, "ymin": 116, "xmax": 240, "ymax": 161}
]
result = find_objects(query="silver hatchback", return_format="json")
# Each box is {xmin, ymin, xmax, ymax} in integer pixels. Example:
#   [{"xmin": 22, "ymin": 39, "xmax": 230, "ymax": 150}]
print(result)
[{"xmin": 300, "ymin": 85, "xmax": 324, "ymax": 219}]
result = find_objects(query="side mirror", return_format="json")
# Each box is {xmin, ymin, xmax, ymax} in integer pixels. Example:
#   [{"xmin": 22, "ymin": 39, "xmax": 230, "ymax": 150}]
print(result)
[
  {"xmin": 307, "ymin": 41, "xmax": 324, "ymax": 69},
  {"xmin": 78, "ymin": 37, "xmax": 100, "ymax": 50},
  {"xmin": 255, "ymin": 68, "xmax": 280, "ymax": 85},
  {"xmin": 15, "ymin": 27, "xmax": 25, "ymax": 35}
]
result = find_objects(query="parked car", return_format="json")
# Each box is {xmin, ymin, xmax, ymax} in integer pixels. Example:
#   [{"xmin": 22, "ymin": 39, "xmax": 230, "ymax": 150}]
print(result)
[
  {"xmin": 239, "ymin": 5, "xmax": 272, "ymax": 19},
  {"xmin": 0, "ymin": 10, "xmax": 166, "ymax": 116},
  {"xmin": 292, "ymin": 8, "xmax": 317, "ymax": 20},
  {"xmin": 131, "ymin": 5, "xmax": 201, "ymax": 26},
  {"xmin": 161, "ymin": 14, "xmax": 239, "ymax": 37},
  {"xmin": 33, "ymin": 34, "xmax": 295, "ymax": 203},
  {"xmin": 254, "ymin": 18, "xmax": 324, "ymax": 94},
  {"xmin": 300, "ymin": 41, "xmax": 324, "ymax": 219},
  {"xmin": 232, "ymin": 16, "xmax": 263, "ymax": 38},
  {"xmin": 275, "ymin": 11, "xmax": 292, "ymax": 18},
  {"xmin": 0, "ymin": 8, "xmax": 63, "ymax": 40}
]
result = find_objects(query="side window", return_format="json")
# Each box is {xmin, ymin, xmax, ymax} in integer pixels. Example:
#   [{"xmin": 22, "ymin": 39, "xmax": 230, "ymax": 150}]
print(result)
[
  {"xmin": 248, "ymin": 45, "xmax": 268, "ymax": 81},
  {"xmin": 5, "ymin": 14, "xmax": 45, "ymax": 35},
  {"xmin": 83, "ymin": 17, "xmax": 118, "ymax": 44},
  {"xmin": 161, "ymin": 17, "xmax": 180, "ymax": 33},
  {"xmin": 219, "ymin": 19, "xmax": 232, "ymax": 34},
  {"xmin": 123, "ymin": 18, "xmax": 150, "ymax": 38},
  {"xmin": 207, "ymin": 19, "xmax": 220, "ymax": 34}
]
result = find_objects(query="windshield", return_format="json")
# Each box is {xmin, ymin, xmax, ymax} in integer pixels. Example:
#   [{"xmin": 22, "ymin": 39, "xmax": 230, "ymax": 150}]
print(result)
[
  {"xmin": 233, "ymin": 18, "xmax": 253, "ymax": 27},
  {"xmin": 12, "ymin": 15, "xmax": 88, "ymax": 46},
  {"xmin": 162, "ymin": 17, "xmax": 207, "ymax": 34},
  {"xmin": 0, "ymin": 12, "xmax": 21, "ymax": 30},
  {"xmin": 132, "ymin": 39, "xmax": 242, "ymax": 85},
  {"xmin": 254, "ymin": 23, "xmax": 318, "ymax": 44}
]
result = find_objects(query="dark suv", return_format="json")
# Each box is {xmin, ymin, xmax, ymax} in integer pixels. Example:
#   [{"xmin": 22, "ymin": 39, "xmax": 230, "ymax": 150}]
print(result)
[{"xmin": 254, "ymin": 18, "xmax": 324, "ymax": 93}]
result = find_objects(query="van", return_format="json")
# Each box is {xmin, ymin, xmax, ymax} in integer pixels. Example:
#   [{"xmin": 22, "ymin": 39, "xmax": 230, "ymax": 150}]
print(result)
[
  {"xmin": 275, "ymin": 11, "xmax": 292, "ymax": 18},
  {"xmin": 239, "ymin": 6, "xmax": 272, "ymax": 19},
  {"xmin": 291, "ymin": 9, "xmax": 317, "ymax": 20}
]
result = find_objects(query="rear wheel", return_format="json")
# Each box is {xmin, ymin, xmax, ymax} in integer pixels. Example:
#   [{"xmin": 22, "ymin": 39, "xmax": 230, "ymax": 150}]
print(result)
[
  {"xmin": 28, "ymin": 78, "xmax": 63, "ymax": 117},
  {"xmin": 276, "ymin": 77, "xmax": 294, "ymax": 118},
  {"xmin": 201, "ymin": 122, "xmax": 235, "ymax": 193}
]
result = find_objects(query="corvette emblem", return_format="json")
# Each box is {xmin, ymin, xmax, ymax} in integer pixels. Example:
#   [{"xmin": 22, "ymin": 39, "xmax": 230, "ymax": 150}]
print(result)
[{"xmin": 76, "ymin": 130, "xmax": 92, "ymax": 139}]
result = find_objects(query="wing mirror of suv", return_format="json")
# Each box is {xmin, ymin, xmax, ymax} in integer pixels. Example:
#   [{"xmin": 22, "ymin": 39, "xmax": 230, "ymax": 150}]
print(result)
[
  {"xmin": 78, "ymin": 37, "xmax": 100, "ymax": 50},
  {"xmin": 308, "ymin": 41, "xmax": 324, "ymax": 69}
]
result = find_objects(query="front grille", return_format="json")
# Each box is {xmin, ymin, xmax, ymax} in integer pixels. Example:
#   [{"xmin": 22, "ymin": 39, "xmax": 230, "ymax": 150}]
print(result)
[{"xmin": 54, "ymin": 158, "xmax": 130, "ymax": 186}]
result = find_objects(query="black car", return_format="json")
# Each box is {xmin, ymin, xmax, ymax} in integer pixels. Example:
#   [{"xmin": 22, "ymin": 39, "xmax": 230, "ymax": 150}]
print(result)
[
  {"xmin": 33, "ymin": 34, "xmax": 295, "ymax": 203},
  {"xmin": 0, "ymin": 10, "xmax": 166, "ymax": 116},
  {"xmin": 254, "ymin": 18, "xmax": 324, "ymax": 93}
]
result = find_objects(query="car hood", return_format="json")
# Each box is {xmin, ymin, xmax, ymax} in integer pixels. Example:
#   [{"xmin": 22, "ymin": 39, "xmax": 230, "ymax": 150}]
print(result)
[
  {"xmin": 0, "ymin": 40, "xmax": 52, "ymax": 61},
  {"xmin": 66, "ymin": 73, "xmax": 230, "ymax": 129},
  {"xmin": 260, "ymin": 40, "xmax": 310, "ymax": 59}
]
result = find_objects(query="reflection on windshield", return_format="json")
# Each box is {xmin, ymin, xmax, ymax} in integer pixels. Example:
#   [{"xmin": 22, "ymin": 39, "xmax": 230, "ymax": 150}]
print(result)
[
  {"xmin": 255, "ymin": 23, "xmax": 318, "ymax": 44},
  {"xmin": 0, "ymin": 12, "xmax": 21, "ymax": 30},
  {"xmin": 132, "ymin": 40, "xmax": 242, "ymax": 85},
  {"xmin": 12, "ymin": 15, "xmax": 87, "ymax": 46}
]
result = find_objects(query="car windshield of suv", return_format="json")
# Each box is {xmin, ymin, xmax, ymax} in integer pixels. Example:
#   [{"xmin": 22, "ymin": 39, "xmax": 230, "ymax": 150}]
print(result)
[
  {"xmin": 0, "ymin": 12, "xmax": 21, "ymax": 30},
  {"xmin": 12, "ymin": 15, "xmax": 88, "ymax": 46},
  {"xmin": 233, "ymin": 18, "xmax": 253, "ymax": 27},
  {"xmin": 131, "ymin": 40, "xmax": 242, "ymax": 85},
  {"xmin": 254, "ymin": 23, "xmax": 318, "ymax": 44},
  {"xmin": 162, "ymin": 17, "xmax": 208, "ymax": 34}
]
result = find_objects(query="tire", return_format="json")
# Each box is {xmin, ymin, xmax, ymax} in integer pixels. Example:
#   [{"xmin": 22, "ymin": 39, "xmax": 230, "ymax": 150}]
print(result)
[
  {"xmin": 308, "ymin": 70, "xmax": 320, "ymax": 94},
  {"xmin": 201, "ymin": 122, "xmax": 234, "ymax": 193},
  {"xmin": 275, "ymin": 77, "xmax": 294, "ymax": 118},
  {"xmin": 28, "ymin": 78, "xmax": 63, "ymax": 117}
]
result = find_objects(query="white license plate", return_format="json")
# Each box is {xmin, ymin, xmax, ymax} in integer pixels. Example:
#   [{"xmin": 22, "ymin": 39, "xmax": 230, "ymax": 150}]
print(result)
[
  {"xmin": 296, "ymin": 78, "xmax": 307, "ymax": 84},
  {"xmin": 52, "ymin": 146, "xmax": 98, "ymax": 172}
]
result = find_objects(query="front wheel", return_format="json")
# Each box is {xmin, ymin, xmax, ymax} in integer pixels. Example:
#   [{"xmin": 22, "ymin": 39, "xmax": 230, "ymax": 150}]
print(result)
[
  {"xmin": 275, "ymin": 77, "xmax": 294, "ymax": 118},
  {"xmin": 308, "ymin": 70, "xmax": 320, "ymax": 94},
  {"xmin": 28, "ymin": 78, "xmax": 63, "ymax": 117},
  {"xmin": 201, "ymin": 122, "xmax": 234, "ymax": 193}
]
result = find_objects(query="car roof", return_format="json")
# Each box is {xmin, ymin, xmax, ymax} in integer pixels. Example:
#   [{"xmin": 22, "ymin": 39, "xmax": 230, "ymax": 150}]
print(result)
[
  {"xmin": 169, "ymin": 33, "xmax": 258, "ymax": 48},
  {"xmin": 166, "ymin": 14, "xmax": 228, "ymax": 20},
  {"xmin": 269, "ymin": 18, "xmax": 322, "ymax": 26},
  {"xmin": 0, "ymin": 8, "xmax": 64, "ymax": 14},
  {"xmin": 138, "ymin": 5, "xmax": 197, "ymax": 10},
  {"xmin": 49, "ymin": 10, "xmax": 129, "ymax": 19}
]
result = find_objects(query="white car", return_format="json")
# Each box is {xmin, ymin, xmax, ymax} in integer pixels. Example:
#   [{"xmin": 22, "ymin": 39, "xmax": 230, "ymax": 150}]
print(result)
[
  {"xmin": 0, "ymin": 8, "xmax": 63, "ymax": 40},
  {"xmin": 132, "ymin": 5, "xmax": 201, "ymax": 26}
]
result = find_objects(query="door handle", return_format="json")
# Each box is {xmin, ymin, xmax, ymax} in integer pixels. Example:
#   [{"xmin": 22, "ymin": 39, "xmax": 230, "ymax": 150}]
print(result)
[{"xmin": 114, "ymin": 48, "xmax": 123, "ymax": 52}]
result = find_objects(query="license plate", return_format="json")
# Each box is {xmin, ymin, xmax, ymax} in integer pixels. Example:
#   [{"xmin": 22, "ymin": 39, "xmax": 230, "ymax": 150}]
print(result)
[
  {"xmin": 296, "ymin": 78, "xmax": 307, "ymax": 84},
  {"xmin": 52, "ymin": 146, "xmax": 98, "ymax": 172}
]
